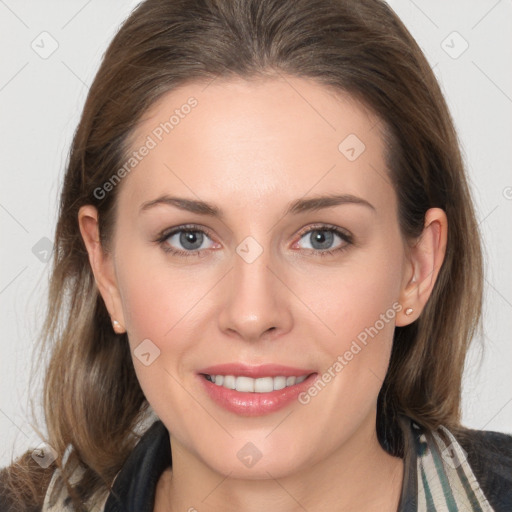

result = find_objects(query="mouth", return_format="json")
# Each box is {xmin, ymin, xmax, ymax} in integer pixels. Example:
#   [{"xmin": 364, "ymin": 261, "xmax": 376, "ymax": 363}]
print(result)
[{"xmin": 197, "ymin": 363, "xmax": 318, "ymax": 416}]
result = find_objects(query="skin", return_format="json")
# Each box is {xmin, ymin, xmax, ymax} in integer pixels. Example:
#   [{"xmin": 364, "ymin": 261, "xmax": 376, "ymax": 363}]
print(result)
[{"xmin": 79, "ymin": 75, "xmax": 447, "ymax": 512}]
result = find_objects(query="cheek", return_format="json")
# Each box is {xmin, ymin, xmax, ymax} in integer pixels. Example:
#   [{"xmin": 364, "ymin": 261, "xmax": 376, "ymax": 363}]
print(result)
[
  {"xmin": 118, "ymin": 257, "xmax": 204, "ymax": 348},
  {"xmin": 115, "ymin": 248, "xmax": 223, "ymax": 397},
  {"xmin": 298, "ymin": 248, "xmax": 403, "ymax": 349},
  {"xmin": 291, "ymin": 258, "xmax": 402, "ymax": 439},
  {"xmin": 293, "ymin": 238, "xmax": 405, "ymax": 410},
  {"xmin": 115, "ymin": 256, "xmax": 207, "ymax": 425}
]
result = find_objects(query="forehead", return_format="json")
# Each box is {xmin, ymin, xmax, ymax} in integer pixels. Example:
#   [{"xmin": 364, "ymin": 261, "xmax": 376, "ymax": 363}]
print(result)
[{"xmin": 119, "ymin": 75, "xmax": 393, "ymax": 216}]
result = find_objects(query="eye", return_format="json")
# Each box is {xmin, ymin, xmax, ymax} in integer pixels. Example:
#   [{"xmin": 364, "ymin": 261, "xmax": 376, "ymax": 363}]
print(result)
[
  {"xmin": 156, "ymin": 225, "xmax": 218, "ymax": 257},
  {"xmin": 293, "ymin": 225, "xmax": 353, "ymax": 256}
]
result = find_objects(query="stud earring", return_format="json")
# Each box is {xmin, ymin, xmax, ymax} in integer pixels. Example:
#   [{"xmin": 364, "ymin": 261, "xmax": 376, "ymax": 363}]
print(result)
[
  {"xmin": 112, "ymin": 319, "xmax": 125, "ymax": 333},
  {"xmin": 405, "ymin": 307, "xmax": 414, "ymax": 316}
]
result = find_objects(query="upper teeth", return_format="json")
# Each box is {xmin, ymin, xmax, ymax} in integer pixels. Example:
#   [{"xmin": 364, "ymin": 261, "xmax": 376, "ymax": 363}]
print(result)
[{"xmin": 205, "ymin": 374, "xmax": 308, "ymax": 393}]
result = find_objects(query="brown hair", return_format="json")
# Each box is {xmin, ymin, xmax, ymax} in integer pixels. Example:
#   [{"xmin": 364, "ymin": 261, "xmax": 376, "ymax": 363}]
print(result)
[{"xmin": 3, "ymin": 0, "xmax": 483, "ymax": 509}]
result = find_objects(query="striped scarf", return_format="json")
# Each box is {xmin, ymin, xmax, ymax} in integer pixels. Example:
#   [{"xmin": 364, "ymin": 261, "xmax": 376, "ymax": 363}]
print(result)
[{"xmin": 404, "ymin": 420, "xmax": 495, "ymax": 511}]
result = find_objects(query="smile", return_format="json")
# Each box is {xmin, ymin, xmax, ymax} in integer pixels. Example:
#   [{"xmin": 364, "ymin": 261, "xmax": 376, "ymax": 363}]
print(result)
[
  {"xmin": 197, "ymin": 364, "xmax": 318, "ymax": 416},
  {"xmin": 202, "ymin": 374, "xmax": 309, "ymax": 393}
]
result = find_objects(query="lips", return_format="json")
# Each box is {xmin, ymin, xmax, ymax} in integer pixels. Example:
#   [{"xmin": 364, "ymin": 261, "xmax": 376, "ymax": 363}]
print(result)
[
  {"xmin": 197, "ymin": 363, "xmax": 318, "ymax": 416},
  {"xmin": 198, "ymin": 363, "xmax": 315, "ymax": 378}
]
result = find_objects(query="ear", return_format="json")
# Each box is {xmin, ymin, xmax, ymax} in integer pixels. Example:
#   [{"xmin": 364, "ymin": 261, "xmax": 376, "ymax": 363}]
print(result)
[
  {"xmin": 395, "ymin": 207, "xmax": 448, "ymax": 327},
  {"xmin": 78, "ymin": 205, "xmax": 126, "ymax": 333}
]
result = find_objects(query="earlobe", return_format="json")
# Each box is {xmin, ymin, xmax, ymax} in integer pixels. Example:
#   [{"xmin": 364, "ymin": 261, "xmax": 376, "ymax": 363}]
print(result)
[
  {"xmin": 396, "ymin": 208, "xmax": 448, "ymax": 327},
  {"xmin": 78, "ymin": 205, "xmax": 126, "ymax": 333}
]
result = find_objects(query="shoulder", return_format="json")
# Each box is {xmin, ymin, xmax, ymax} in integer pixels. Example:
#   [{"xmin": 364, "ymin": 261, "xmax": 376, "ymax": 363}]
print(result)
[
  {"xmin": 42, "ymin": 420, "xmax": 168, "ymax": 511},
  {"xmin": 454, "ymin": 426, "xmax": 512, "ymax": 511},
  {"xmin": 399, "ymin": 416, "xmax": 512, "ymax": 512}
]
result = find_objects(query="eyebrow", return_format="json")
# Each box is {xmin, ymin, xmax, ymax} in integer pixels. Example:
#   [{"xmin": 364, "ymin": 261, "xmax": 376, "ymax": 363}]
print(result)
[{"xmin": 139, "ymin": 193, "xmax": 376, "ymax": 218}]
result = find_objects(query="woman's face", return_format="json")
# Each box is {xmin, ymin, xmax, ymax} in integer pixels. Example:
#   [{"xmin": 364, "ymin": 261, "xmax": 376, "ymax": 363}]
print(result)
[{"xmin": 95, "ymin": 76, "xmax": 417, "ymax": 478}]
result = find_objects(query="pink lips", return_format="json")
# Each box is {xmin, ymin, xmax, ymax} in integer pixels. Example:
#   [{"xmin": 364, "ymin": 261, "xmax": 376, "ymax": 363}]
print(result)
[
  {"xmin": 198, "ymin": 363, "xmax": 315, "ymax": 378},
  {"xmin": 197, "ymin": 363, "xmax": 317, "ymax": 416}
]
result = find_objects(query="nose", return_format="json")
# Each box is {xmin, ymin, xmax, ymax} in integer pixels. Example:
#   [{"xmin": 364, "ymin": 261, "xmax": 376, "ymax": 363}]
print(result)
[{"xmin": 217, "ymin": 244, "xmax": 293, "ymax": 343}]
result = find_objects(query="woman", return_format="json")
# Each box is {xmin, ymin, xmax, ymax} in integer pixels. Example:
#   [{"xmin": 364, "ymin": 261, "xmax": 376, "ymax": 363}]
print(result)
[{"xmin": 1, "ymin": 0, "xmax": 511, "ymax": 511}]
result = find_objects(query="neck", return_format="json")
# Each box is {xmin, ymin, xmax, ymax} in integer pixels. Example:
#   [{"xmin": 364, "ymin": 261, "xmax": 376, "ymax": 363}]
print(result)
[{"xmin": 156, "ymin": 415, "xmax": 404, "ymax": 512}]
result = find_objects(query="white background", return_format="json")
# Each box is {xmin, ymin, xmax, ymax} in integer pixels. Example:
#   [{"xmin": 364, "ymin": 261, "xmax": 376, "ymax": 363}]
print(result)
[{"xmin": 1, "ymin": 1, "xmax": 511, "ymax": 467}]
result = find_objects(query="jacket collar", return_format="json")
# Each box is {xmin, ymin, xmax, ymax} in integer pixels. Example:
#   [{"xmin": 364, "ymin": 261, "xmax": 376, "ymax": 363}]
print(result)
[{"xmin": 104, "ymin": 420, "xmax": 171, "ymax": 512}]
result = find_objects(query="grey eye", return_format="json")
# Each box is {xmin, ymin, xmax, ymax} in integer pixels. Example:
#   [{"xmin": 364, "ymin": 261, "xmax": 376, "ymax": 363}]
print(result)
[
  {"xmin": 165, "ymin": 230, "xmax": 213, "ymax": 251},
  {"xmin": 298, "ymin": 229, "xmax": 343, "ymax": 251}
]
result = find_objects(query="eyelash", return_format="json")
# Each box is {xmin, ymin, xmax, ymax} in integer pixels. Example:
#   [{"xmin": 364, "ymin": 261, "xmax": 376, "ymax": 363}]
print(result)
[{"xmin": 155, "ymin": 223, "xmax": 353, "ymax": 259}]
